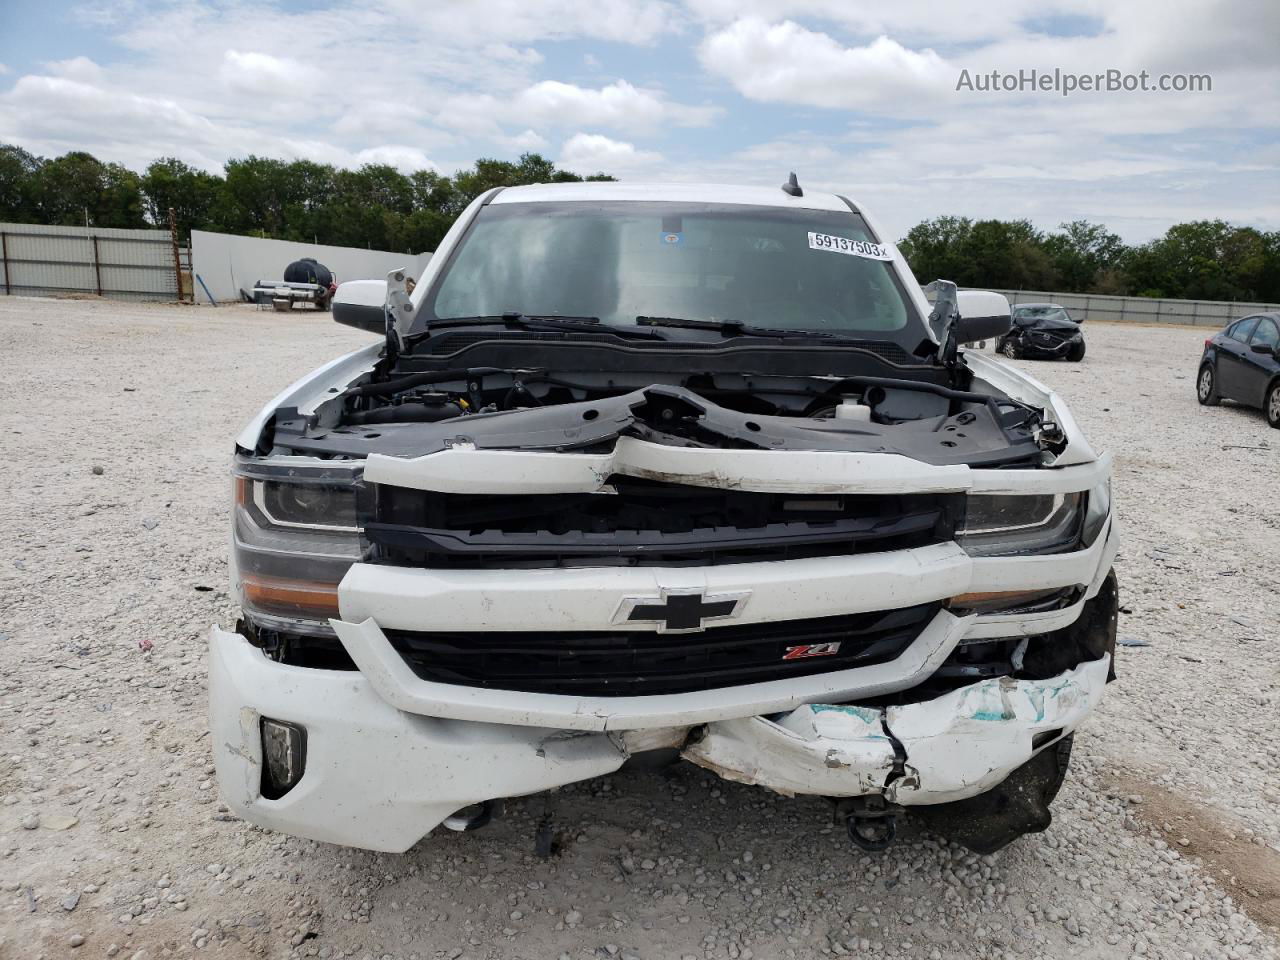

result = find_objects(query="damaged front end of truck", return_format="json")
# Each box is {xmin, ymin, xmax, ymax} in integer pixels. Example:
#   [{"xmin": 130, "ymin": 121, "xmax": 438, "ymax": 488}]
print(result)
[{"xmin": 210, "ymin": 184, "xmax": 1117, "ymax": 855}]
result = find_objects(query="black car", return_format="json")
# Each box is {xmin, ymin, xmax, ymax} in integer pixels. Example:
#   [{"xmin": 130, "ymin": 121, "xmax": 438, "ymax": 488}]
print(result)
[
  {"xmin": 996, "ymin": 303, "xmax": 1086, "ymax": 361},
  {"xmin": 1197, "ymin": 312, "xmax": 1280, "ymax": 428}
]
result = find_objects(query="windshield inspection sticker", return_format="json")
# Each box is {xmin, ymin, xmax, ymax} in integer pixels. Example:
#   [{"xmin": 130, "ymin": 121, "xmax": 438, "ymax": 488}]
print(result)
[{"xmin": 807, "ymin": 232, "xmax": 894, "ymax": 260}]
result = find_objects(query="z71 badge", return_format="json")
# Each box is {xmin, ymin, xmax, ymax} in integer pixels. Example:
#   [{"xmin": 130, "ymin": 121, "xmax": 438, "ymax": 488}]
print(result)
[{"xmin": 782, "ymin": 642, "xmax": 843, "ymax": 660}]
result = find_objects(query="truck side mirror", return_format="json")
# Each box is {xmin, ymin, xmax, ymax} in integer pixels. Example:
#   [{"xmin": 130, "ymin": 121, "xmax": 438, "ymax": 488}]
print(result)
[
  {"xmin": 332, "ymin": 279, "xmax": 389, "ymax": 333},
  {"xmin": 954, "ymin": 290, "xmax": 1012, "ymax": 342}
]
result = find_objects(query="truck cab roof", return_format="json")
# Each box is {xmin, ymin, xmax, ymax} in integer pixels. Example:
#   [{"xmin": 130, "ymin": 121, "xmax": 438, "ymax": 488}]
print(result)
[{"xmin": 491, "ymin": 181, "xmax": 858, "ymax": 213}]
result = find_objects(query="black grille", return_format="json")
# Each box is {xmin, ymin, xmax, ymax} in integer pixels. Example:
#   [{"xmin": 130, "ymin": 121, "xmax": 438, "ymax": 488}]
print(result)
[
  {"xmin": 367, "ymin": 477, "xmax": 959, "ymax": 569},
  {"xmin": 383, "ymin": 602, "xmax": 939, "ymax": 696}
]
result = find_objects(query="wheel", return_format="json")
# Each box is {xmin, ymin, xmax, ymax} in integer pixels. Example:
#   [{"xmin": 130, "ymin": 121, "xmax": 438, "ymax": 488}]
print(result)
[
  {"xmin": 1001, "ymin": 338, "xmax": 1021, "ymax": 359},
  {"xmin": 1266, "ymin": 381, "xmax": 1280, "ymax": 429},
  {"xmin": 910, "ymin": 735, "xmax": 1074, "ymax": 854},
  {"xmin": 1197, "ymin": 364, "xmax": 1220, "ymax": 406},
  {"xmin": 1066, "ymin": 341, "xmax": 1086, "ymax": 362}
]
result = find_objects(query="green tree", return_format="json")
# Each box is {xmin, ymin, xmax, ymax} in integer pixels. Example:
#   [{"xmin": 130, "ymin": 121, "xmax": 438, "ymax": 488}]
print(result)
[
  {"xmin": 0, "ymin": 144, "xmax": 43, "ymax": 222},
  {"xmin": 28, "ymin": 152, "xmax": 146, "ymax": 228},
  {"xmin": 141, "ymin": 157, "xmax": 222, "ymax": 238},
  {"xmin": 1043, "ymin": 220, "xmax": 1126, "ymax": 292},
  {"xmin": 964, "ymin": 219, "xmax": 1056, "ymax": 290},
  {"xmin": 1124, "ymin": 220, "xmax": 1274, "ymax": 301},
  {"xmin": 897, "ymin": 216, "xmax": 975, "ymax": 285},
  {"xmin": 216, "ymin": 155, "xmax": 295, "ymax": 236},
  {"xmin": 0, "ymin": 143, "xmax": 617, "ymax": 252}
]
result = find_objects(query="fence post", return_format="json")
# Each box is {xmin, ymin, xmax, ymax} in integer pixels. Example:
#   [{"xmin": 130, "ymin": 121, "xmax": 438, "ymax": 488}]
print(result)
[
  {"xmin": 1, "ymin": 232, "xmax": 9, "ymax": 295},
  {"xmin": 91, "ymin": 235, "xmax": 103, "ymax": 296},
  {"xmin": 168, "ymin": 207, "xmax": 183, "ymax": 302}
]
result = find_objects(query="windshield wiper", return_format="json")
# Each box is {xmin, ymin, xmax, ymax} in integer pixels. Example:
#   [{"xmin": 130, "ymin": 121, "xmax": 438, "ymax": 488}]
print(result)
[
  {"xmin": 637, "ymin": 315, "xmax": 856, "ymax": 342},
  {"xmin": 425, "ymin": 313, "xmax": 662, "ymax": 340}
]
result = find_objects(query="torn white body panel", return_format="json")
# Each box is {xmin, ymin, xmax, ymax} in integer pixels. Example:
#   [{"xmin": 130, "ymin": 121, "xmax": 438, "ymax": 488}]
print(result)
[
  {"xmin": 363, "ymin": 440, "xmax": 1111, "ymax": 498},
  {"xmin": 683, "ymin": 705, "xmax": 897, "ymax": 797},
  {"xmin": 885, "ymin": 656, "xmax": 1109, "ymax": 804},
  {"xmin": 683, "ymin": 656, "xmax": 1108, "ymax": 805}
]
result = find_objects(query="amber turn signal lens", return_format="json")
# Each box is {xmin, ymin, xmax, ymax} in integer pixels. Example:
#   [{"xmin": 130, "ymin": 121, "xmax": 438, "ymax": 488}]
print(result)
[
  {"xmin": 241, "ymin": 574, "xmax": 341, "ymax": 618},
  {"xmin": 946, "ymin": 588, "xmax": 1063, "ymax": 614}
]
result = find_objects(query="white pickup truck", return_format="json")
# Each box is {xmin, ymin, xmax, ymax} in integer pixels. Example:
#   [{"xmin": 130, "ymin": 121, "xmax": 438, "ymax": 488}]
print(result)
[{"xmin": 210, "ymin": 179, "xmax": 1118, "ymax": 855}]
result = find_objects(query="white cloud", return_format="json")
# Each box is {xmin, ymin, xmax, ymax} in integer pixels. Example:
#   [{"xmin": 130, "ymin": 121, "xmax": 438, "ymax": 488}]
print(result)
[
  {"xmin": 437, "ymin": 79, "xmax": 717, "ymax": 137},
  {"xmin": 42, "ymin": 56, "xmax": 104, "ymax": 83},
  {"xmin": 0, "ymin": 0, "xmax": 700, "ymax": 179},
  {"xmin": 353, "ymin": 145, "xmax": 438, "ymax": 172},
  {"xmin": 220, "ymin": 50, "xmax": 316, "ymax": 97},
  {"xmin": 699, "ymin": 19, "xmax": 950, "ymax": 110},
  {"xmin": 518, "ymin": 80, "xmax": 716, "ymax": 128},
  {"xmin": 502, "ymin": 129, "xmax": 551, "ymax": 152},
  {"xmin": 558, "ymin": 133, "xmax": 664, "ymax": 176},
  {"xmin": 376, "ymin": 0, "xmax": 680, "ymax": 46}
]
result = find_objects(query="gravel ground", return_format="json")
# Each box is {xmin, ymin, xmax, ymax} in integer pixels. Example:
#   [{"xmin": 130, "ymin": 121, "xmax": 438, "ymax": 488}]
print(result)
[{"xmin": 1, "ymin": 296, "xmax": 1277, "ymax": 960}]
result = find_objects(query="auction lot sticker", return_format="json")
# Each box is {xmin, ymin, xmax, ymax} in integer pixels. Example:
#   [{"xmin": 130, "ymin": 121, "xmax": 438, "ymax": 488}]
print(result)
[{"xmin": 807, "ymin": 232, "xmax": 894, "ymax": 260}]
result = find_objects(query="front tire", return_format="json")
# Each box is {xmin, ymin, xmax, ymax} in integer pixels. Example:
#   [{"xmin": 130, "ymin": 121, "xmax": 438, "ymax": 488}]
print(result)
[
  {"xmin": 910, "ymin": 735, "xmax": 1074, "ymax": 854},
  {"xmin": 1197, "ymin": 364, "xmax": 1220, "ymax": 406},
  {"xmin": 1266, "ymin": 380, "xmax": 1280, "ymax": 428},
  {"xmin": 1066, "ymin": 340, "xmax": 1086, "ymax": 362},
  {"xmin": 1001, "ymin": 338, "xmax": 1021, "ymax": 360}
]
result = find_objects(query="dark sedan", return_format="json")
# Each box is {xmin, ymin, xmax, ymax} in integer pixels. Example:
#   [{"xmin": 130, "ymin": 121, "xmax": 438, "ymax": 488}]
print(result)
[
  {"xmin": 996, "ymin": 303, "xmax": 1086, "ymax": 361},
  {"xmin": 1197, "ymin": 312, "xmax": 1280, "ymax": 428}
]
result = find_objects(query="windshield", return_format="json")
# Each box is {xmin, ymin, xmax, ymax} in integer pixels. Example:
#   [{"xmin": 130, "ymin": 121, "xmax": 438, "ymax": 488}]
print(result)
[
  {"xmin": 1015, "ymin": 306, "xmax": 1071, "ymax": 322},
  {"xmin": 422, "ymin": 201, "xmax": 917, "ymax": 339}
]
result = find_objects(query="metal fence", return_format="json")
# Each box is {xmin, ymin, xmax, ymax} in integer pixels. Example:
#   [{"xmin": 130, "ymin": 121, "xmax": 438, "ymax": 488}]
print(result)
[
  {"xmin": 989, "ymin": 289, "xmax": 1280, "ymax": 328},
  {"xmin": 0, "ymin": 220, "xmax": 186, "ymax": 301}
]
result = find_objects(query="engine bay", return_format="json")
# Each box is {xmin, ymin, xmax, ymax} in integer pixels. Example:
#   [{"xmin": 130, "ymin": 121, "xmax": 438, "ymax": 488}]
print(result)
[{"xmin": 260, "ymin": 342, "xmax": 1056, "ymax": 467}]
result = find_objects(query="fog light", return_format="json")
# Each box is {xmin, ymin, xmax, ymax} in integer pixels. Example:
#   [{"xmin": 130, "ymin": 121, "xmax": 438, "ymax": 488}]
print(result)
[{"xmin": 260, "ymin": 718, "xmax": 306, "ymax": 799}]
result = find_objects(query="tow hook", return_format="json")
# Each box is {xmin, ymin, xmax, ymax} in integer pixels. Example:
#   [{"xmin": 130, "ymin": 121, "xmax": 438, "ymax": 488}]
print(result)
[
  {"xmin": 441, "ymin": 799, "xmax": 501, "ymax": 833},
  {"xmin": 833, "ymin": 796, "xmax": 902, "ymax": 853}
]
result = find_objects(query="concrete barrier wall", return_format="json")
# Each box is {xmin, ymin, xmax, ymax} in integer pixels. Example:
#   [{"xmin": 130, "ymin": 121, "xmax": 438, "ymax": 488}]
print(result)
[
  {"xmin": 989, "ymin": 289, "xmax": 1280, "ymax": 328},
  {"xmin": 191, "ymin": 230, "xmax": 432, "ymax": 303}
]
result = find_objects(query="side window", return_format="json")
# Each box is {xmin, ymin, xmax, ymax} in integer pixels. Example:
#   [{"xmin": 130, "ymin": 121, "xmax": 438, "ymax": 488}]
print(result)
[
  {"xmin": 1228, "ymin": 317, "xmax": 1259, "ymax": 342},
  {"xmin": 1250, "ymin": 318, "xmax": 1280, "ymax": 350}
]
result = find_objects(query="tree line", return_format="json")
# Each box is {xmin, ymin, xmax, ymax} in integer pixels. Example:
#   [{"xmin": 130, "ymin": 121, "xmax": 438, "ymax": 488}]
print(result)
[
  {"xmin": 0, "ymin": 144, "xmax": 613, "ymax": 255},
  {"xmin": 897, "ymin": 215, "xmax": 1280, "ymax": 303},
  {"xmin": 3, "ymin": 142, "xmax": 1278, "ymax": 302}
]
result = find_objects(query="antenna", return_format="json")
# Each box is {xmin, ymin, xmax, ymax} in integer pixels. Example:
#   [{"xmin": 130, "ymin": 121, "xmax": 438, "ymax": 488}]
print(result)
[{"xmin": 781, "ymin": 172, "xmax": 803, "ymax": 197}]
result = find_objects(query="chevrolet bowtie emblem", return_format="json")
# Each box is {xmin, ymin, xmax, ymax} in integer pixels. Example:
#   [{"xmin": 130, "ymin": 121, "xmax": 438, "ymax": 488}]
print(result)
[{"xmin": 613, "ymin": 588, "xmax": 751, "ymax": 633}]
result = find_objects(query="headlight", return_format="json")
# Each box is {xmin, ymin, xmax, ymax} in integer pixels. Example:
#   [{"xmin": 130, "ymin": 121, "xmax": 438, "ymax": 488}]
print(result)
[
  {"xmin": 1081, "ymin": 480, "xmax": 1110, "ymax": 546},
  {"xmin": 957, "ymin": 492, "xmax": 1084, "ymax": 557},
  {"xmin": 232, "ymin": 457, "xmax": 363, "ymax": 626}
]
